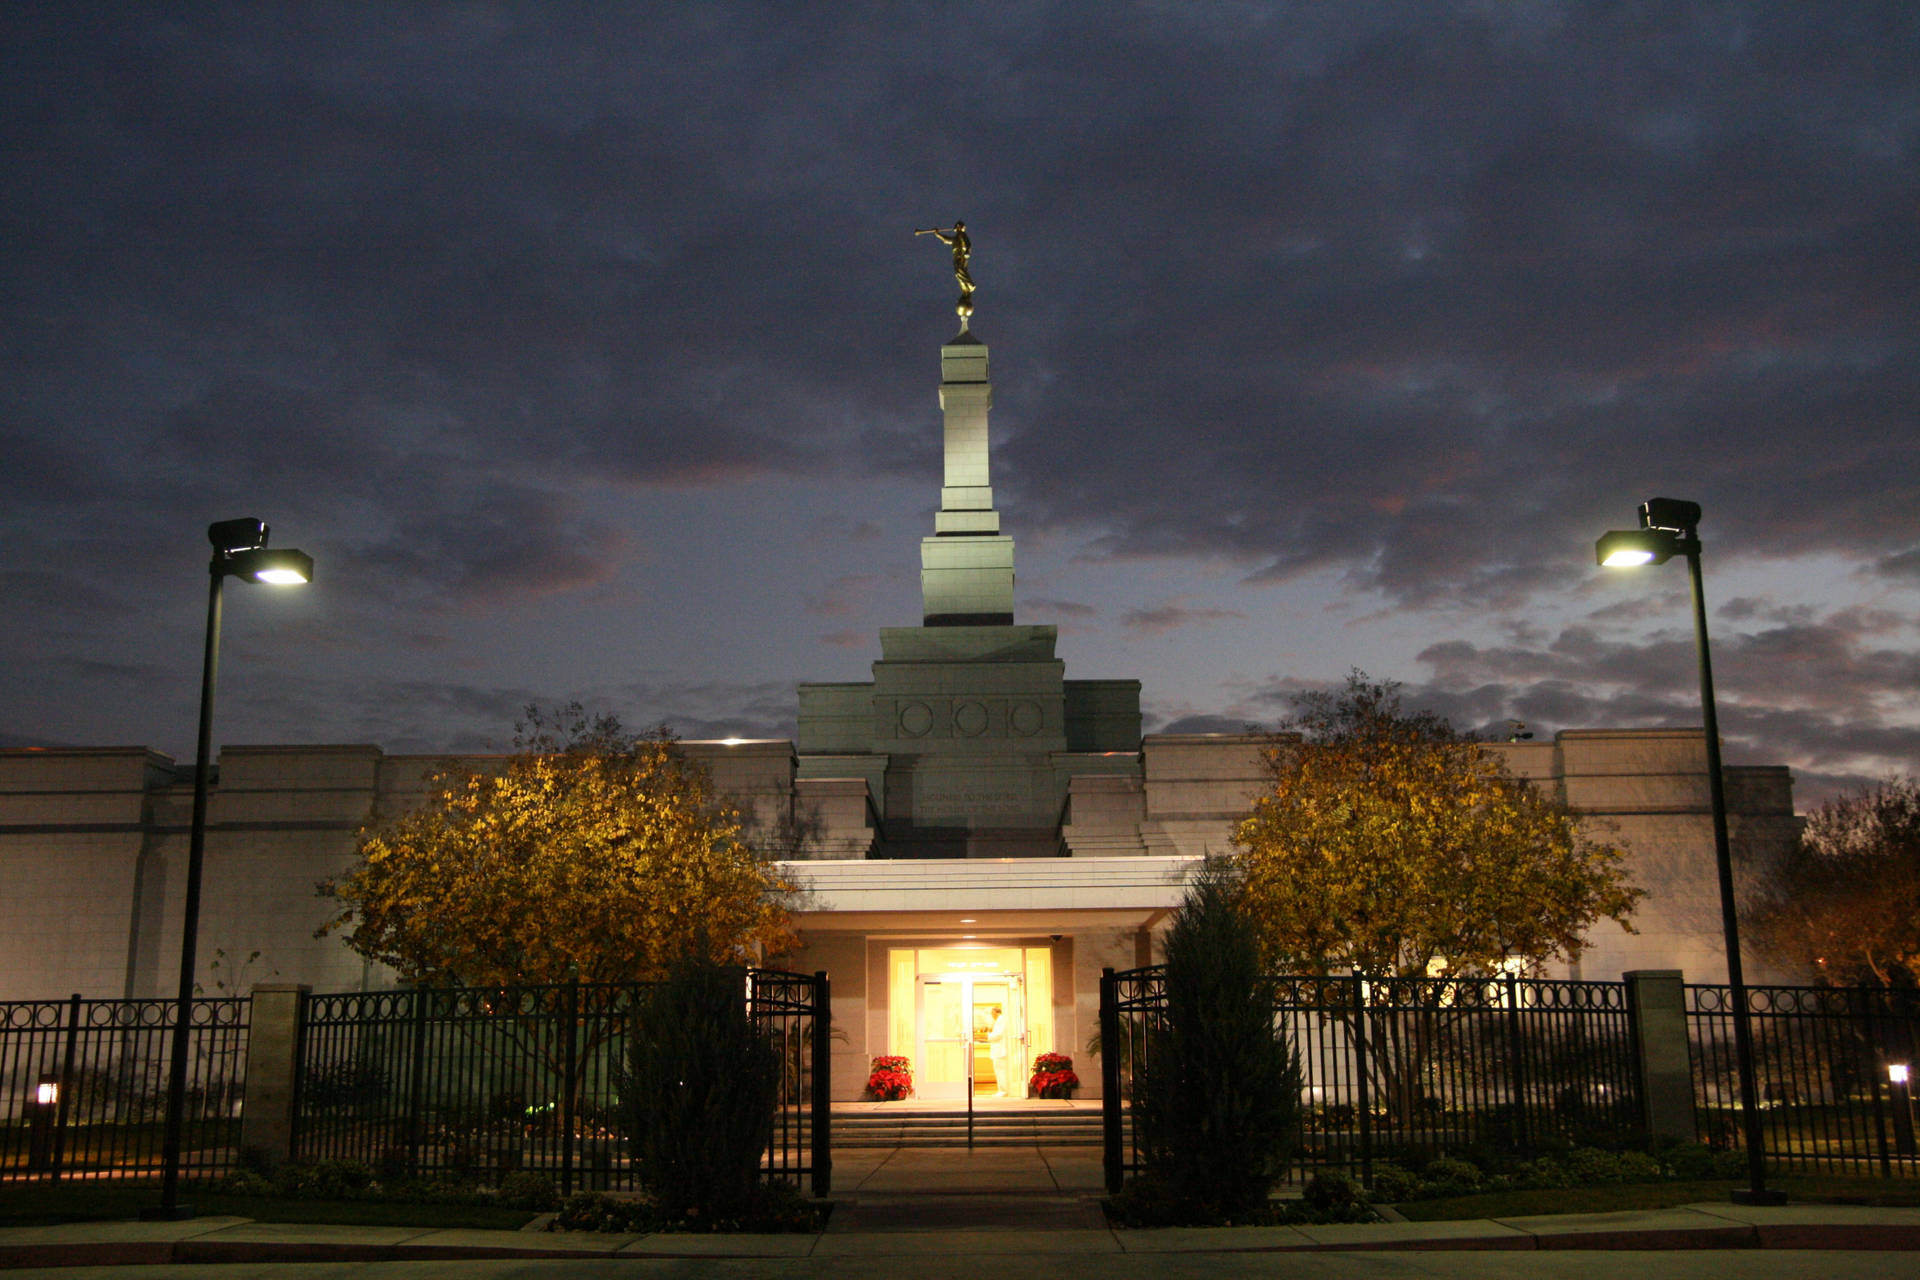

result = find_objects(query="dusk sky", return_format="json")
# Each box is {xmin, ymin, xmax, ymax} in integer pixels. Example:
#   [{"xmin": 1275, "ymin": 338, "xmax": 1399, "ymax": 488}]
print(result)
[{"xmin": 4, "ymin": 2, "xmax": 1916, "ymax": 810}]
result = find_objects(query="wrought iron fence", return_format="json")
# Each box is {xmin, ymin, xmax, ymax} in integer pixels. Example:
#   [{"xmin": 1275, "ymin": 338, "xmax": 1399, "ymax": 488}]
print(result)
[
  {"xmin": 0, "ymin": 993, "xmax": 250, "ymax": 1183},
  {"xmin": 1687, "ymin": 983, "xmax": 1920, "ymax": 1177},
  {"xmin": 292, "ymin": 970, "xmax": 830, "ymax": 1196},
  {"xmin": 1101, "ymin": 967, "xmax": 1640, "ymax": 1191}
]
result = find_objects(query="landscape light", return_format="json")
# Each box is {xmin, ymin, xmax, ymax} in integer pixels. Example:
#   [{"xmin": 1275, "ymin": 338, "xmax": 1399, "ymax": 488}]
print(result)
[
  {"xmin": 35, "ymin": 1078, "xmax": 58, "ymax": 1106},
  {"xmin": 1893, "ymin": 1064, "xmax": 1911, "ymax": 1086}
]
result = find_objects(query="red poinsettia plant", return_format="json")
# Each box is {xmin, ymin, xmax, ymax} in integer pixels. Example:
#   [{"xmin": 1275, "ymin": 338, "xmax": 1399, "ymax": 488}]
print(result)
[
  {"xmin": 1029, "ymin": 1051, "xmax": 1079, "ymax": 1098},
  {"xmin": 866, "ymin": 1055, "xmax": 913, "ymax": 1101}
]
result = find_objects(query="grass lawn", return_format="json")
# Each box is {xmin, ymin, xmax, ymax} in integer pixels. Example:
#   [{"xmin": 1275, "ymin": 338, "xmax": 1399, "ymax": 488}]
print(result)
[
  {"xmin": 0, "ymin": 1182, "xmax": 540, "ymax": 1231},
  {"xmin": 1392, "ymin": 1174, "xmax": 1920, "ymax": 1222}
]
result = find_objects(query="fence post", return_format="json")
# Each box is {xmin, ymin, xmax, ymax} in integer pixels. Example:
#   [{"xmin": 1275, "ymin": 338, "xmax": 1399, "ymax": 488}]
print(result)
[
  {"xmin": 560, "ymin": 977, "xmax": 578, "ymax": 1196},
  {"xmin": 405, "ymin": 988, "xmax": 430, "ymax": 1173},
  {"xmin": 1352, "ymin": 973, "xmax": 1372, "ymax": 1188},
  {"xmin": 238, "ymin": 984, "xmax": 311, "ymax": 1167},
  {"xmin": 49, "ymin": 993, "xmax": 83, "ymax": 1180},
  {"xmin": 811, "ymin": 971, "xmax": 831, "ymax": 1197},
  {"xmin": 1100, "ymin": 968, "xmax": 1122, "ymax": 1194},
  {"xmin": 1503, "ymin": 970, "xmax": 1529, "ymax": 1151},
  {"xmin": 1624, "ymin": 970, "xmax": 1694, "ymax": 1147}
]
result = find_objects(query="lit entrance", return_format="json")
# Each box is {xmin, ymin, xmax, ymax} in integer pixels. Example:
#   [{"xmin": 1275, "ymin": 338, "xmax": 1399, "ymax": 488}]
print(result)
[
  {"xmin": 917, "ymin": 974, "xmax": 1022, "ymax": 1099},
  {"xmin": 888, "ymin": 945, "xmax": 1055, "ymax": 1102}
]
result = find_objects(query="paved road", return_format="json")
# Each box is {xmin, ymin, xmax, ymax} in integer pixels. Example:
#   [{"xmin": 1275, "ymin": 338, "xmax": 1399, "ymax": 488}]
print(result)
[{"xmin": 5, "ymin": 1253, "xmax": 1918, "ymax": 1279}]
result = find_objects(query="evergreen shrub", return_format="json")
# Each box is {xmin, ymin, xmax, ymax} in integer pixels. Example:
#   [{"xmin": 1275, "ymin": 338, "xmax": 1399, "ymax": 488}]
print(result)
[
  {"xmin": 1121, "ymin": 859, "xmax": 1301, "ymax": 1222},
  {"xmin": 619, "ymin": 956, "xmax": 782, "ymax": 1223}
]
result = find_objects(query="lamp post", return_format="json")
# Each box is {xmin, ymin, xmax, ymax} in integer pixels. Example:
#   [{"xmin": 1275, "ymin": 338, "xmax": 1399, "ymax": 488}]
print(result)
[
  {"xmin": 146, "ymin": 519, "xmax": 312, "ymax": 1220},
  {"xmin": 1595, "ymin": 497, "xmax": 1784, "ymax": 1205}
]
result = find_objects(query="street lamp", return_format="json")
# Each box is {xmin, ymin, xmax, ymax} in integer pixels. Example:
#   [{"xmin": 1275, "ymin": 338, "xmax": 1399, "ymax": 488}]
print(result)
[
  {"xmin": 146, "ymin": 519, "xmax": 312, "ymax": 1220},
  {"xmin": 1594, "ymin": 498, "xmax": 1785, "ymax": 1205}
]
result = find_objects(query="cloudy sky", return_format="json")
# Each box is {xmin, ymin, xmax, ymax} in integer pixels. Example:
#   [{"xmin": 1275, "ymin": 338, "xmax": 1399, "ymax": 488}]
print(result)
[{"xmin": 4, "ymin": 2, "xmax": 1916, "ymax": 809}]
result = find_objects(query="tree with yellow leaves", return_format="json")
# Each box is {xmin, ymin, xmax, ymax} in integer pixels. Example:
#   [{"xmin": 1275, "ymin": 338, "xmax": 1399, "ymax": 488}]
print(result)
[
  {"xmin": 318, "ymin": 705, "xmax": 797, "ymax": 987},
  {"xmin": 1233, "ymin": 675, "xmax": 1643, "ymax": 1125},
  {"xmin": 1234, "ymin": 675, "xmax": 1641, "ymax": 980}
]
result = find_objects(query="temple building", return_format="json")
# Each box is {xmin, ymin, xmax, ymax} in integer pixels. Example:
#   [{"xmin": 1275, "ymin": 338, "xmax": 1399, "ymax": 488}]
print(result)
[{"xmin": 0, "ymin": 307, "xmax": 1799, "ymax": 1101}]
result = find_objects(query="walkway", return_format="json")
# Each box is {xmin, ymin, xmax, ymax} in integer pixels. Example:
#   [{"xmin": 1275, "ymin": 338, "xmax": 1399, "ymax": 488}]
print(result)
[{"xmin": 828, "ymin": 1145, "xmax": 1107, "ymax": 1231}]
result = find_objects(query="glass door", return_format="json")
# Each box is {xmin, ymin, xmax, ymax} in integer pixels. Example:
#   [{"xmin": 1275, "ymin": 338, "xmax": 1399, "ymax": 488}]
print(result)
[
  {"xmin": 916, "ymin": 974, "xmax": 1025, "ymax": 1100},
  {"xmin": 972, "ymin": 979, "xmax": 1026, "ymax": 1097},
  {"xmin": 916, "ymin": 977, "xmax": 971, "ymax": 1099}
]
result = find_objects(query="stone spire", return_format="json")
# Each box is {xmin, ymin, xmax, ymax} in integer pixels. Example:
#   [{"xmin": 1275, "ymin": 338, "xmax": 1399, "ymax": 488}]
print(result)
[{"xmin": 920, "ymin": 330, "xmax": 1015, "ymax": 625}]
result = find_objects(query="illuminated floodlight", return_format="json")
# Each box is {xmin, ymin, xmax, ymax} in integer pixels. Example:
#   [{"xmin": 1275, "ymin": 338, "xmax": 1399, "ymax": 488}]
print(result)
[
  {"xmin": 1894, "ymin": 1064, "xmax": 1912, "ymax": 1085},
  {"xmin": 1596, "ymin": 528, "xmax": 1680, "ymax": 568},
  {"xmin": 228, "ymin": 547, "xmax": 314, "ymax": 585}
]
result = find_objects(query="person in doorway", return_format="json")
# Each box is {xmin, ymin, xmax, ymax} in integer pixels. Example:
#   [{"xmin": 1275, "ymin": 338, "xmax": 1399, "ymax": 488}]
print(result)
[{"xmin": 987, "ymin": 1005, "xmax": 1011, "ymax": 1098}]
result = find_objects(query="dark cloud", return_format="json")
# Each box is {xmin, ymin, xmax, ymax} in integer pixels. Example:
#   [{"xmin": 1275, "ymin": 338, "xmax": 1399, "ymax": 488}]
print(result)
[
  {"xmin": 1121, "ymin": 604, "xmax": 1246, "ymax": 635},
  {"xmin": 1410, "ymin": 604, "xmax": 1920, "ymax": 804},
  {"xmin": 1876, "ymin": 547, "xmax": 1920, "ymax": 582},
  {"xmin": 1718, "ymin": 597, "xmax": 1818, "ymax": 626},
  {"xmin": 1, "ymin": 3, "xmax": 1915, "ymax": 804},
  {"xmin": 1024, "ymin": 596, "xmax": 1099, "ymax": 619},
  {"xmin": 1155, "ymin": 714, "xmax": 1268, "ymax": 737}
]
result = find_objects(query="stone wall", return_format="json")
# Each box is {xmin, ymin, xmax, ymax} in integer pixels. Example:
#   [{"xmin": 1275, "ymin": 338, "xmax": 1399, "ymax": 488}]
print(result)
[{"xmin": 0, "ymin": 723, "xmax": 1800, "ymax": 1001}]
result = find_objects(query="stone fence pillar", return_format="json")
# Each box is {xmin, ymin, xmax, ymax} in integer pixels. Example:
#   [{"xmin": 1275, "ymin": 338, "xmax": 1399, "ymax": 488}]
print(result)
[
  {"xmin": 240, "ymin": 983, "xmax": 310, "ymax": 1166},
  {"xmin": 1625, "ymin": 970, "xmax": 1695, "ymax": 1146}
]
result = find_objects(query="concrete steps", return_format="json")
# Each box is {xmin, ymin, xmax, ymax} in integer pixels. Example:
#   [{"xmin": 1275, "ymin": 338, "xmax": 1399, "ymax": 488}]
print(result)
[{"xmin": 830, "ymin": 1105, "xmax": 1110, "ymax": 1148}]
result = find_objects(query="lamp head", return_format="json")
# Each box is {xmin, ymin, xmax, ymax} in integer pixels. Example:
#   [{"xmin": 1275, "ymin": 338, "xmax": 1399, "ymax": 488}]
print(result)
[
  {"xmin": 208, "ymin": 518, "xmax": 269, "ymax": 554},
  {"xmin": 207, "ymin": 517, "xmax": 312, "ymax": 584},
  {"xmin": 1638, "ymin": 498, "xmax": 1702, "ymax": 533}
]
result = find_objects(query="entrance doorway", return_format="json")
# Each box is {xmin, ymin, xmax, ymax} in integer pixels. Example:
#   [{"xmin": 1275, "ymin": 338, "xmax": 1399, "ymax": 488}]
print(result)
[
  {"xmin": 887, "ymin": 945, "xmax": 1055, "ymax": 1101},
  {"xmin": 916, "ymin": 974, "xmax": 1023, "ymax": 1100}
]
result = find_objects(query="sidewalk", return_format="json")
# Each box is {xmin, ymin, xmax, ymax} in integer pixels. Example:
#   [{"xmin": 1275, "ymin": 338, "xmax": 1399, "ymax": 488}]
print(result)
[
  {"xmin": 4, "ymin": 1199, "xmax": 1919, "ymax": 1269},
  {"xmin": 4, "ymin": 1148, "xmax": 1918, "ymax": 1270}
]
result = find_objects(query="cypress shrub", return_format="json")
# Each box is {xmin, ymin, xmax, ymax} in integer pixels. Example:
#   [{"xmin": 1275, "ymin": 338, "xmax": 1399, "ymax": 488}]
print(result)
[
  {"xmin": 1130, "ymin": 859, "xmax": 1300, "ymax": 1220},
  {"xmin": 620, "ymin": 959, "xmax": 780, "ymax": 1222}
]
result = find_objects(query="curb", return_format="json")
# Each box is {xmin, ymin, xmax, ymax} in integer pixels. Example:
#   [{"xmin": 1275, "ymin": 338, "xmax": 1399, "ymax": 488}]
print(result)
[{"xmin": 4, "ymin": 1222, "xmax": 1920, "ymax": 1266}]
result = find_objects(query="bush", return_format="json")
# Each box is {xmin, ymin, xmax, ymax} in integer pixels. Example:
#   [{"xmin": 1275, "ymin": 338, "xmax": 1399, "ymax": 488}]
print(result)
[
  {"xmin": 619, "ymin": 956, "xmax": 782, "ymax": 1223},
  {"xmin": 1659, "ymin": 1140, "xmax": 1746, "ymax": 1180},
  {"xmin": 1302, "ymin": 1170, "xmax": 1366, "ymax": 1214},
  {"xmin": 1559, "ymin": 1146, "xmax": 1650, "ymax": 1185},
  {"xmin": 1131, "ymin": 859, "xmax": 1301, "ymax": 1222},
  {"xmin": 551, "ymin": 1183, "xmax": 824, "ymax": 1234},
  {"xmin": 220, "ymin": 1170, "xmax": 274, "ymax": 1197},
  {"xmin": 497, "ymin": 1171, "xmax": 560, "ymax": 1212},
  {"xmin": 271, "ymin": 1159, "xmax": 377, "ymax": 1199},
  {"xmin": 1419, "ymin": 1156, "xmax": 1484, "ymax": 1197},
  {"xmin": 1367, "ymin": 1164, "xmax": 1420, "ymax": 1203}
]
